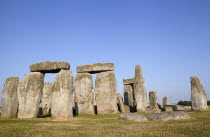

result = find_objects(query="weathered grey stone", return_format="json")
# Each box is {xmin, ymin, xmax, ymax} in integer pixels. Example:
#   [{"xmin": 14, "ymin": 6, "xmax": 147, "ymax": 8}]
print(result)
[
  {"xmin": 40, "ymin": 82, "xmax": 52, "ymax": 115},
  {"xmin": 145, "ymin": 107, "xmax": 161, "ymax": 114},
  {"xmin": 18, "ymin": 72, "xmax": 44, "ymax": 118},
  {"xmin": 149, "ymin": 91, "xmax": 159, "ymax": 110},
  {"xmin": 163, "ymin": 105, "xmax": 185, "ymax": 111},
  {"xmin": 164, "ymin": 107, "xmax": 173, "ymax": 112},
  {"xmin": 134, "ymin": 65, "xmax": 147, "ymax": 112},
  {"xmin": 51, "ymin": 70, "xmax": 74, "ymax": 118},
  {"xmin": 30, "ymin": 61, "xmax": 70, "ymax": 73},
  {"xmin": 146, "ymin": 111, "xmax": 190, "ymax": 121},
  {"xmin": 124, "ymin": 84, "xmax": 134, "ymax": 107},
  {"xmin": 77, "ymin": 63, "xmax": 114, "ymax": 74},
  {"xmin": 94, "ymin": 71, "xmax": 118, "ymax": 114},
  {"xmin": 123, "ymin": 78, "xmax": 135, "ymax": 85},
  {"xmin": 163, "ymin": 96, "xmax": 169, "ymax": 106},
  {"xmin": 74, "ymin": 73, "xmax": 94, "ymax": 115},
  {"xmin": 191, "ymin": 76, "xmax": 208, "ymax": 111},
  {"xmin": 1, "ymin": 77, "xmax": 19, "ymax": 118},
  {"xmin": 124, "ymin": 105, "xmax": 130, "ymax": 113},
  {"xmin": 119, "ymin": 113, "xmax": 148, "ymax": 122},
  {"xmin": 116, "ymin": 93, "xmax": 125, "ymax": 113}
]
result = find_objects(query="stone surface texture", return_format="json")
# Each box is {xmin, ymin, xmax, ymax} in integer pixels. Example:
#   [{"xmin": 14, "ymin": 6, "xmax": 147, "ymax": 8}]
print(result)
[
  {"xmin": 18, "ymin": 72, "xmax": 44, "ymax": 118},
  {"xmin": 119, "ymin": 113, "xmax": 148, "ymax": 122},
  {"xmin": 124, "ymin": 84, "xmax": 134, "ymax": 107},
  {"xmin": 77, "ymin": 63, "xmax": 114, "ymax": 74},
  {"xmin": 94, "ymin": 71, "xmax": 118, "ymax": 114},
  {"xmin": 51, "ymin": 70, "xmax": 74, "ymax": 118},
  {"xmin": 40, "ymin": 82, "xmax": 53, "ymax": 115},
  {"xmin": 123, "ymin": 78, "xmax": 135, "ymax": 85},
  {"xmin": 149, "ymin": 91, "xmax": 159, "ymax": 110},
  {"xmin": 164, "ymin": 107, "xmax": 173, "ymax": 112},
  {"xmin": 1, "ymin": 77, "xmax": 19, "ymax": 118},
  {"xmin": 146, "ymin": 111, "xmax": 191, "ymax": 121},
  {"xmin": 74, "ymin": 73, "xmax": 94, "ymax": 115},
  {"xmin": 191, "ymin": 76, "xmax": 208, "ymax": 111},
  {"xmin": 30, "ymin": 61, "xmax": 70, "ymax": 73},
  {"xmin": 116, "ymin": 93, "xmax": 125, "ymax": 113},
  {"xmin": 163, "ymin": 105, "xmax": 185, "ymax": 111},
  {"xmin": 163, "ymin": 96, "xmax": 169, "ymax": 106},
  {"xmin": 134, "ymin": 65, "xmax": 147, "ymax": 112}
]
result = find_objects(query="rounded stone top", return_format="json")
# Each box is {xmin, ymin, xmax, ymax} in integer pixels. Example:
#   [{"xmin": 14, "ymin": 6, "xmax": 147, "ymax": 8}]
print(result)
[{"xmin": 30, "ymin": 61, "xmax": 70, "ymax": 73}]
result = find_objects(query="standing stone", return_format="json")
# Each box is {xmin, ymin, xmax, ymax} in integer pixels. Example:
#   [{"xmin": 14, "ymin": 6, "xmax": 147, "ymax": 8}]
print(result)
[
  {"xmin": 124, "ymin": 84, "xmax": 134, "ymax": 107},
  {"xmin": 163, "ymin": 96, "xmax": 169, "ymax": 106},
  {"xmin": 51, "ymin": 70, "xmax": 74, "ymax": 118},
  {"xmin": 1, "ymin": 77, "xmax": 19, "ymax": 118},
  {"xmin": 18, "ymin": 72, "xmax": 44, "ymax": 118},
  {"xmin": 40, "ymin": 82, "xmax": 52, "ymax": 115},
  {"xmin": 191, "ymin": 76, "xmax": 208, "ymax": 111},
  {"xmin": 149, "ymin": 91, "xmax": 158, "ymax": 109},
  {"xmin": 134, "ymin": 65, "xmax": 147, "ymax": 112},
  {"xmin": 95, "ymin": 71, "xmax": 118, "ymax": 114},
  {"xmin": 74, "ymin": 73, "xmax": 94, "ymax": 115},
  {"xmin": 116, "ymin": 93, "xmax": 125, "ymax": 113}
]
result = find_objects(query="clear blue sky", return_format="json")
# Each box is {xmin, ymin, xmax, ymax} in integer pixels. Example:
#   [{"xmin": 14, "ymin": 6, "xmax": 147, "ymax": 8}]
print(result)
[{"xmin": 0, "ymin": 0, "xmax": 210, "ymax": 105}]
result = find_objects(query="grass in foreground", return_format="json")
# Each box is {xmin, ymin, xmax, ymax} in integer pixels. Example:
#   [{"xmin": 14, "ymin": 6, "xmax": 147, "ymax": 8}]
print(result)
[{"xmin": 0, "ymin": 109, "xmax": 210, "ymax": 137}]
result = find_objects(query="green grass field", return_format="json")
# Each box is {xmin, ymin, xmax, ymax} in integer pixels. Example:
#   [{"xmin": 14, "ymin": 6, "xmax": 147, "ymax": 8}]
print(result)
[{"xmin": 0, "ymin": 109, "xmax": 210, "ymax": 137}]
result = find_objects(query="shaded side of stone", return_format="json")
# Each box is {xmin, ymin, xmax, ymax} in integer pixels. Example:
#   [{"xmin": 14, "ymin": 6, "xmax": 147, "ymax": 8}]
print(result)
[
  {"xmin": 191, "ymin": 76, "xmax": 208, "ymax": 111},
  {"xmin": 124, "ymin": 84, "xmax": 134, "ymax": 107},
  {"xmin": 1, "ymin": 77, "xmax": 19, "ymax": 118},
  {"xmin": 94, "ymin": 71, "xmax": 118, "ymax": 114},
  {"xmin": 116, "ymin": 93, "xmax": 125, "ymax": 113},
  {"xmin": 18, "ymin": 72, "xmax": 44, "ymax": 118},
  {"xmin": 51, "ymin": 70, "xmax": 74, "ymax": 118},
  {"xmin": 74, "ymin": 73, "xmax": 94, "ymax": 115}
]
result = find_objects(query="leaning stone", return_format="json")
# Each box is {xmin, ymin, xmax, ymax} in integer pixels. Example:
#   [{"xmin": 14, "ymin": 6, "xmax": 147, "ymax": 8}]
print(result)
[
  {"xmin": 77, "ymin": 63, "xmax": 114, "ymax": 74},
  {"xmin": 123, "ymin": 78, "xmax": 135, "ymax": 85},
  {"xmin": 116, "ymin": 93, "xmax": 125, "ymax": 113},
  {"xmin": 146, "ymin": 111, "xmax": 190, "ymax": 121},
  {"xmin": 134, "ymin": 65, "xmax": 147, "ymax": 112},
  {"xmin": 18, "ymin": 72, "xmax": 44, "ymax": 118},
  {"xmin": 191, "ymin": 76, "xmax": 208, "ymax": 111},
  {"xmin": 164, "ymin": 107, "xmax": 173, "ymax": 112},
  {"xmin": 40, "ymin": 82, "xmax": 53, "ymax": 115},
  {"xmin": 119, "ymin": 113, "xmax": 148, "ymax": 122},
  {"xmin": 30, "ymin": 61, "xmax": 70, "ymax": 73},
  {"xmin": 94, "ymin": 71, "xmax": 118, "ymax": 114},
  {"xmin": 163, "ymin": 96, "xmax": 169, "ymax": 106},
  {"xmin": 51, "ymin": 70, "xmax": 74, "ymax": 118},
  {"xmin": 74, "ymin": 73, "xmax": 94, "ymax": 115},
  {"xmin": 1, "ymin": 77, "xmax": 19, "ymax": 118}
]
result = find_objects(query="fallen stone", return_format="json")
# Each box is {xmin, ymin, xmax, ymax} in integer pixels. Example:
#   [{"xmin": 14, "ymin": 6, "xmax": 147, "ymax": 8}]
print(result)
[
  {"xmin": 77, "ymin": 63, "xmax": 114, "ymax": 74},
  {"xmin": 119, "ymin": 113, "xmax": 148, "ymax": 122},
  {"xmin": 191, "ymin": 76, "xmax": 208, "ymax": 111},
  {"xmin": 40, "ymin": 82, "xmax": 53, "ymax": 115},
  {"xmin": 1, "ymin": 77, "xmax": 19, "ymax": 118},
  {"xmin": 51, "ymin": 70, "xmax": 74, "ymax": 118},
  {"xmin": 18, "ymin": 72, "xmax": 44, "ymax": 118},
  {"xmin": 146, "ymin": 111, "xmax": 190, "ymax": 121},
  {"xmin": 163, "ymin": 105, "xmax": 185, "ymax": 111},
  {"xmin": 30, "ymin": 61, "xmax": 70, "ymax": 73},
  {"xmin": 134, "ymin": 65, "xmax": 147, "ymax": 112},
  {"xmin": 123, "ymin": 78, "xmax": 135, "ymax": 85},
  {"xmin": 94, "ymin": 71, "xmax": 118, "ymax": 114},
  {"xmin": 145, "ymin": 107, "xmax": 161, "ymax": 114},
  {"xmin": 164, "ymin": 107, "xmax": 173, "ymax": 112},
  {"xmin": 74, "ymin": 73, "xmax": 94, "ymax": 115}
]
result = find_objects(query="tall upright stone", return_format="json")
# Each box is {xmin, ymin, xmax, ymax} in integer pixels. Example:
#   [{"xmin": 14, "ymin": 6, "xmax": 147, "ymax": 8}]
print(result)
[
  {"xmin": 1, "ymin": 77, "xmax": 19, "ymax": 118},
  {"xmin": 95, "ymin": 71, "xmax": 118, "ymax": 114},
  {"xmin": 134, "ymin": 65, "xmax": 147, "ymax": 112},
  {"xmin": 191, "ymin": 76, "xmax": 208, "ymax": 111},
  {"xmin": 18, "ymin": 72, "xmax": 44, "ymax": 118},
  {"xmin": 149, "ymin": 91, "xmax": 158, "ymax": 109},
  {"xmin": 163, "ymin": 96, "xmax": 169, "ymax": 106},
  {"xmin": 74, "ymin": 73, "xmax": 94, "ymax": 115},
  {"xmin": 51, "ymin": 70, "xmax": 74, "ymax": 118},
  {"xmin": 124, "ymin": 84, "xmax": 134, "ymax": 107},
  {"xmin": 40, "ymin": 82, "xmax": 52, "ymax": 115}
]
